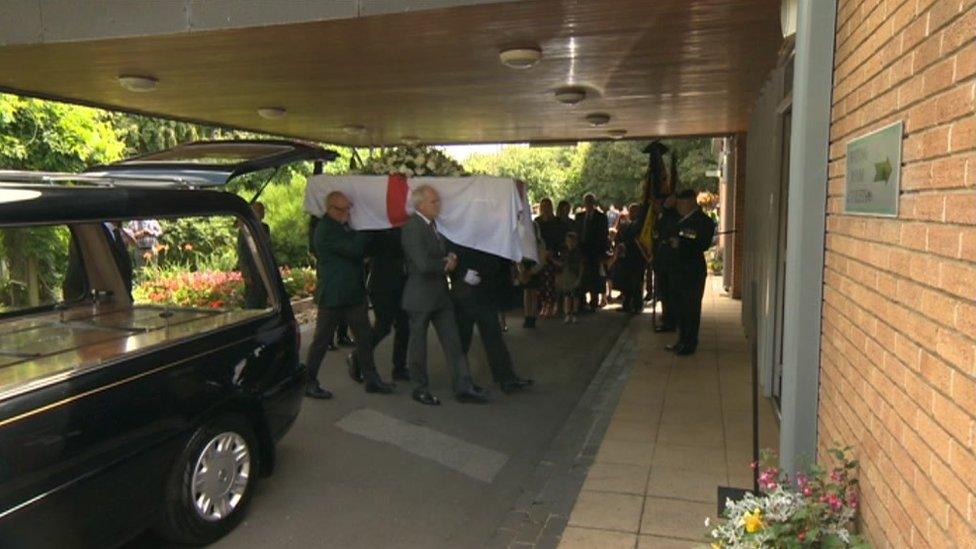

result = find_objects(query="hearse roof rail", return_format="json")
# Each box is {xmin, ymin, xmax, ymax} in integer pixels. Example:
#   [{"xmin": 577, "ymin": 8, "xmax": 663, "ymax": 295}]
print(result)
[{"xmin": 0, "ymin": 170, "xmax": 203, "ymax": 188}]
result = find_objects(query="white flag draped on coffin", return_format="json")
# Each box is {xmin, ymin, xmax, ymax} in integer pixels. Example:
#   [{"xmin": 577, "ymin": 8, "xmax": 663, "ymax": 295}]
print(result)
[{"xmin": 303, "ymin": 174, "xmax": 539, "ymax": 263}]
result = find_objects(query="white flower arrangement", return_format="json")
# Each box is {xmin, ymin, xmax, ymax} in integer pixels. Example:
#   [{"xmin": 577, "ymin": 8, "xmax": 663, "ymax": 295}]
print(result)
[{"xmin": 359, "ymin": 146, "xmax": 466, "ymax": 177}]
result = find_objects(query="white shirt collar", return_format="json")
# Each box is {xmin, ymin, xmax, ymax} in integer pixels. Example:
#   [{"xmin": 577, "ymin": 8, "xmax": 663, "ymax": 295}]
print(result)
[{"xmin": 416, "ymin": 212, "xmax": 434, "ymax": 225}]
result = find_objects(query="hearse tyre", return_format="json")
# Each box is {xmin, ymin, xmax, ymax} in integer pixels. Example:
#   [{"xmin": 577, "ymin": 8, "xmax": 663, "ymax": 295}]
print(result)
[{"xmin": 155, "ymin": 414, "xmax": 259, "ymax": 546}]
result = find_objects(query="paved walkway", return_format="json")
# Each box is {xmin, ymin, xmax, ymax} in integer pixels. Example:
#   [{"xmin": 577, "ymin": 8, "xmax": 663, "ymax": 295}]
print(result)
[{"xmin": 557, "ymin": 278, "xmax": 780, "ymax": 548}]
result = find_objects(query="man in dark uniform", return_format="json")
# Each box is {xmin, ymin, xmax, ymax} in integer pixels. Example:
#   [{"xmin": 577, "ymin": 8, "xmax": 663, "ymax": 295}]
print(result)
[
  {"xmin": 574, "ymin": 193, "xmax": 609, "ymax": 311},
  {"xmin": 652, "ymin": 194, "xmax": 680, "ymax": 332},
  {"xmin": 449, "ymin": 244, "xmax": 534, "ymax": 393},
  {"xmin": 665, "ymin": 189, "xmax": 716, "ymax": 356},
  {"xmin": 347, "ymin": 227, "xmax": 411, "ymax": 383},
  {"xmin": 303, "ymin": 191, "xmax": 395, "ymax": 399}
]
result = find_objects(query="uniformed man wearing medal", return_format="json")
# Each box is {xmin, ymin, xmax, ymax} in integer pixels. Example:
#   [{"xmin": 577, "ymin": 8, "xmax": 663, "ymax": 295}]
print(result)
[{"xmin": 664, "ymin": 189, "xmax": 716, "ymax": 356}]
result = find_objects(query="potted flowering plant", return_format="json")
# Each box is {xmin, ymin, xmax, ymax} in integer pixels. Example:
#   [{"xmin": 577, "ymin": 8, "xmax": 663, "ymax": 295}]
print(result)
[
  {"xmin": 708, "ymin": 446, "xmax": 869, "ymax": 548},
  {"xmin": 360, "ymin": 145, "xmax": 466, "ymax": 177}
]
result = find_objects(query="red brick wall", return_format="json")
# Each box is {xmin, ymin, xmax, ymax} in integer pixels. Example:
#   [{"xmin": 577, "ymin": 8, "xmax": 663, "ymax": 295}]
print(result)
[{"xmin": 820, "ymin": 0, "xmax": 976, "ymax": 546}]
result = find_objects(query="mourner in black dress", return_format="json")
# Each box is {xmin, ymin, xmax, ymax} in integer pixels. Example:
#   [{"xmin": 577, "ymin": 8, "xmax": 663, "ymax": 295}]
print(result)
[{"xmin": 665, "ymin": 189, "xmax": 715, "ymax": 356}]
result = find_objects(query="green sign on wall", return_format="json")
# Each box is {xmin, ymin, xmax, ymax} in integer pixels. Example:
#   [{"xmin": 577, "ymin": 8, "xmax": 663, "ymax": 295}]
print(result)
[{"xmin": 844, "ymin": 121, "xmax": 903, "ymax": 217}]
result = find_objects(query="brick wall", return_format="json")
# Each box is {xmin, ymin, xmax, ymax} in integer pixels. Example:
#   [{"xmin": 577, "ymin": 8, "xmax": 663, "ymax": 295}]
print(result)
[{"xmin": 820, "ymin": 0, "xmax": 976, "ymax": 546}]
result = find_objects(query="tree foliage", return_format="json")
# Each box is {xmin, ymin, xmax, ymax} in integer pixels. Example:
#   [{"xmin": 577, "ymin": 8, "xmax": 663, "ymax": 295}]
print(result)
[
  {"xmin": 0, "ymin": 94, "xmax": 124, "ymax": 170},
  {"xmin": 464, "ymin": 138, "xmax": 718, "ymax": 206}
]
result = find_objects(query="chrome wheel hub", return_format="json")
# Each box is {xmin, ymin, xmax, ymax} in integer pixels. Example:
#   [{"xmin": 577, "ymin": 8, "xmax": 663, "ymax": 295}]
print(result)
[{"xmin": 191, "ymin": 431, "xmax": 250, "ymax": 522}]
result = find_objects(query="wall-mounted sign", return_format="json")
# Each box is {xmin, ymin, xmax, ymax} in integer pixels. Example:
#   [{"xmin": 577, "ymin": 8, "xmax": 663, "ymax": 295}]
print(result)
[{"xmin": 844, "ymin": 121, "xmax": 902, "ymax": 217}]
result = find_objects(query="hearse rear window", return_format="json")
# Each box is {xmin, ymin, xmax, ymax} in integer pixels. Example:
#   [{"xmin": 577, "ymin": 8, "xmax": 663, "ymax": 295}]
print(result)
[{"xmin": 0, "ymin": 214, "xmax": 273, "ymax": 396}]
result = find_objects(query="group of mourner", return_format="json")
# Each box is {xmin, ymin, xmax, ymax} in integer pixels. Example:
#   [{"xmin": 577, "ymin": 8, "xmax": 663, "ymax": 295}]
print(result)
[{"xmin": 302, "ymin": 183, "xmax": 715, "ymax": 406}]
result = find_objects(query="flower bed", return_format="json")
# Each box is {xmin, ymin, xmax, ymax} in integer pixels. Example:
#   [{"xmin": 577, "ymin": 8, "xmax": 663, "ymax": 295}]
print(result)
[{"xmin": 134, "ymin": 267, "xmax": 316, "ymax": 309}]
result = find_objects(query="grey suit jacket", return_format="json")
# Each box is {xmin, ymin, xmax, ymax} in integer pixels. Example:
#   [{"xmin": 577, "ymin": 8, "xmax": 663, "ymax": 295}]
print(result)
[{"xmin": 401, "ymin": 213, "xmax": 452, "ymax": 312}]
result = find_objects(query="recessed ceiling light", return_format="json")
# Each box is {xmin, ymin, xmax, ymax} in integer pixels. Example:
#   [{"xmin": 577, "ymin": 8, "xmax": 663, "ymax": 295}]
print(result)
[
  {"xmin": 257, "ymin": 107, "xmax": 286, "ymax": 119},
  {"xmin": 585, "ymin": 113, "xmax": 611, "ymax": 127},
  {"xmin": 401, "ymin": 135, "xmax": 421, "ymax": 146},
  {"xmin": 554, "ymin": 86, "xmax": 586, "ymax": 104},
  {"xmin": 117, "ymin": 75, "xmax": 158, "ymax": 92},
  {"xmin": 342, "ymin": 124, "xmax": 366, "ymax": 135},
  {"xmin": 499, "ymin": 46, "xmax": 542, "ymax": 69},
  {"xmin": 607, "ymin": 129, "xmax": 627, "ymax": 139}
]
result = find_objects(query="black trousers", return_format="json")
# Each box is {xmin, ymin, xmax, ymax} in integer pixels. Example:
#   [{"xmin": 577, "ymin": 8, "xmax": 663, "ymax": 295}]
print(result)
[
  {"xmin": 454, "ymin": 297, "xmax": 517, "ymax": 385},
  {"xmin": 579, "ymin": 254, "xmax": 604, "ymax": 305},
  {"xmin": 620, "ymin": 268, "xmax": 645, "ymax": 313},
  {"xmin": 653, "ymin": 264, "xmax": 675, "ymax": 328},
  {"xmin": 407, "ymin": 305, "xmax": 475, "ymax": 394},
  {"xmin": 306, "ymin": 303, "xmax": 375, "ymax": 384},
  {"xmin": 369, "ymin": 291, "xmax": 409, "ymax": 371},
  {"xmin": 669, "ymin": 271, "xmax": 707, "ymax": 350}
]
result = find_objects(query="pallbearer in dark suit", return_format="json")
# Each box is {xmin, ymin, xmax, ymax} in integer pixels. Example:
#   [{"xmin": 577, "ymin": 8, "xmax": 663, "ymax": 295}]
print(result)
[
  {"xmin": 449, "ymin": 244, "xmax": 534, "ymax": 394},
  {"xmin": 665, "ymin": 189, "xmax": 715, "ymax": 356},
  {"xmin": 401, "ymin": 185, "xmax": 490, "ymax": 406},
  {"xmin": 348, "ymin": 228, "xmax": 411, "ymax": 383}
]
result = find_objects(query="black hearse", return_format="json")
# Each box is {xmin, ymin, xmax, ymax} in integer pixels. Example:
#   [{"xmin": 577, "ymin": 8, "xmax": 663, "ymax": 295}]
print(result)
[{"xmin": 0, "ymin": 141, "xmax": 335, "ymax": 547}]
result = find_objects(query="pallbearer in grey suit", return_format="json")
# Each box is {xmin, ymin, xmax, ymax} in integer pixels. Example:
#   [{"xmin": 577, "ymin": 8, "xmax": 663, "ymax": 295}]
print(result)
[{"xmin": 401, "ymin": 185, "xmax": 490, "ymax": 405}]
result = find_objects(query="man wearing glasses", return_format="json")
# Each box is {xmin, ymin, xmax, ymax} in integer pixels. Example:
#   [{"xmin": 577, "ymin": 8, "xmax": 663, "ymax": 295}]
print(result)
[{"xmin": 303, "ymin": 191, "xmax": 396, "ymax": 399}]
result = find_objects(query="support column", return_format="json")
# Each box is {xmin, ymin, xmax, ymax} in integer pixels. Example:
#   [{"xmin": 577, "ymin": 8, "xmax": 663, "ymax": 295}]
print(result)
[
  {"xmin": 778, "ymin": 0, "xmax": 836, "ymax": 473},
  {"xmin": 730, "ymin": 133, "xmax": 747, "ymax": 299}
]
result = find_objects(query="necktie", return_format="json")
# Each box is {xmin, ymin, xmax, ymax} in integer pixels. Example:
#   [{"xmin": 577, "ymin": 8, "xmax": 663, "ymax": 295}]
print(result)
[{"xmin": 430, "ymin": 220, "xmax": 445, "ymax": 252}]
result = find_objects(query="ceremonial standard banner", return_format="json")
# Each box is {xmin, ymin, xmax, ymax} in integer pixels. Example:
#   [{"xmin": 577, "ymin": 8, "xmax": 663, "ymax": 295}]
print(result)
[{"xmin": 304, "ymin": 174, "xmax": 538, "ymax": 263}]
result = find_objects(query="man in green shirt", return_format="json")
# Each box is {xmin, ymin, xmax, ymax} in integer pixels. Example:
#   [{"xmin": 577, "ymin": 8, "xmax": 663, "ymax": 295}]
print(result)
[{"xmin": 303, "ymin": 191, "xmax": 395, "ymax": 399}]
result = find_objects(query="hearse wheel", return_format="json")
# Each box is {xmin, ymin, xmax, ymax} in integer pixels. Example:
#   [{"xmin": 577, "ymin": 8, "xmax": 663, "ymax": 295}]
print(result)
[{"xmin": 155, "ymin": 415, "xmax": 259, "ymax": 545}]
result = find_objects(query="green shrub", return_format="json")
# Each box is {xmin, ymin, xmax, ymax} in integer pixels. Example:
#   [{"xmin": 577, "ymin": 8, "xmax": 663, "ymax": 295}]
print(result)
[{"xmin": 259, "ymin": 176, "xmax": 313, "ymax": 268}]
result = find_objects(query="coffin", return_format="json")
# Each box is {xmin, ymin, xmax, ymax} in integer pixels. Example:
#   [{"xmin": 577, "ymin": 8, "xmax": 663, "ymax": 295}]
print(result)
[{"xmin": 303, "ymin": 175, "xmax": 539, "ymax": 263}]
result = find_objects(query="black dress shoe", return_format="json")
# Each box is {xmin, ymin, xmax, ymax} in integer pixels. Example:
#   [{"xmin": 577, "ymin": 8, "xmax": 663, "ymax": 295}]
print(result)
[
  {"xmin": 364, "ymin": 377, "xmax": 396, "ymax": 394},
  {"xmin": 654, "ymin": 325, "xmax": 676, "ymax": 333},
  {"xmin": 455, "ymin": 387, "xmax": 490, "ymax": 404},
  {"xmin": 391, "ymin": 367, "xmax": 411, "ymax": 382},
  {"xmin": 337, "ymin": 335, "xmax": 355, "ymax": 347},
  {"xmin": 305, "ymin": 384, "xmax": 333, "ymax": 400},
  {"xmin": 346, "ymin": 354, "xmax": 364, "ymax": 384},
  {"xmin": 412, "ymin": 389, "xmax": 441, "ymax": 406},
  {"xmin": 500, "ymin": 377, "xmax": 534, "ymax": 394}
]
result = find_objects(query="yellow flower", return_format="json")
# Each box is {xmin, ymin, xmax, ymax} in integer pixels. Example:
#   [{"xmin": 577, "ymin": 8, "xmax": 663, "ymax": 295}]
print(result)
[{"xmin": 742, "ymin": 509, "xmax": 764, "ymax": 533}]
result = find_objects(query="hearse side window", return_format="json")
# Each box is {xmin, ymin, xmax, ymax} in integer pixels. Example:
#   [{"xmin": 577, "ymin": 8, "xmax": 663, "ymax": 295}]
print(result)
[
  {"xmin": 130, "ymin": 214, "xmax": 274, "ymax": 312},
  {"xmin": 0, "ymin": 215, "xmax": 274, "ymax": 397},
  {"xmin": 0, "ymin": 225, "xmax": 88, "ymax": 315}
]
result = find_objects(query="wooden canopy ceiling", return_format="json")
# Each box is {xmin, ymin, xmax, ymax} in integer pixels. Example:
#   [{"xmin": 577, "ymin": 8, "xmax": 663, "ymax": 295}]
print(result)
[{"xmin": 0, "ymin": 0, "xmax": 783, "ymax": 145}]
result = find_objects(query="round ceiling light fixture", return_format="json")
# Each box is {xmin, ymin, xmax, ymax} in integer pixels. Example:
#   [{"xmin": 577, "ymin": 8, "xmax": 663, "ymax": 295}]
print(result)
[
  {"xmin": 499, "ymin": 46, "xmax": 542, "ymax": 69},
  {"xmin": 554, "ymin": 86, "xmax": 586, "ymax": 105},
  {"xmin": 117, "ymin": 74, "xmax": 158, "ymax": 92},
  {"xmin": 342, "ymin": 124, "xmax": 366, "ymax": 135},
  {"xmin": 607, "ymin": 129, "xmax": 627, "ymax": 139},
  {"xmin": 257, "ymin": 107, "xmax": 287, "ymax": 119},
  {"xmin": 585, "ymin": 113, "xmax": 611, "ymax": 127}
]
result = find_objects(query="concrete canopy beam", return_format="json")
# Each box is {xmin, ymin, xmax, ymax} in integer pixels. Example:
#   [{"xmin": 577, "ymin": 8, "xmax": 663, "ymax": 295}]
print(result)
[{"xmin": 0, "ymin": 0, "xmax": 516, "ymax": 46}]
